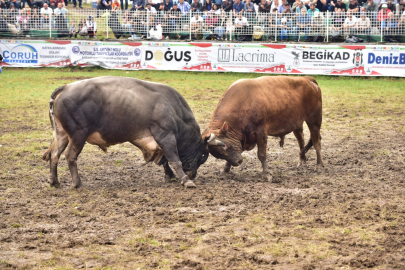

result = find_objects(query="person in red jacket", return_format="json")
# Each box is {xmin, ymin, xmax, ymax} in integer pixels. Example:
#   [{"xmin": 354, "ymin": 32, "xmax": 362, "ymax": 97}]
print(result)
[{"xmin": 377, "ymin": 4, "xmax": 391, "ymax": 21}]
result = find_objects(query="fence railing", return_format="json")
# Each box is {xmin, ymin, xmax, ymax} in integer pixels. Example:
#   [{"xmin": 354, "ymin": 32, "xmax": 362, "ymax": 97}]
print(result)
[{"xmin": 1, "ymin": 8, "xmax": 404, "ymax": 42}]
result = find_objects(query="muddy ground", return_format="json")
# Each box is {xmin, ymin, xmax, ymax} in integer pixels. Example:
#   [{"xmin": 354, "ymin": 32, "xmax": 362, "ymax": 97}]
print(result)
[{"xmin": 1, "ymin": 74, "xmax": 405, "ymax": 269}]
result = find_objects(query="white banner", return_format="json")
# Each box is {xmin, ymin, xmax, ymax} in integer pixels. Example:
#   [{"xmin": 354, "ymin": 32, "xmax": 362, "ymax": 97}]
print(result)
[{"xmin": 1, "ymin": 40, "xmax": 404, "ymax": 77}]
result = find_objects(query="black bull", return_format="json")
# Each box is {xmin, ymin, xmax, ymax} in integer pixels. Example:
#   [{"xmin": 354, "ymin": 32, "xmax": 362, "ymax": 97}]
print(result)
[{"xmin": 42, "ymin": 76, "xmax": 209, "ymax": 188}]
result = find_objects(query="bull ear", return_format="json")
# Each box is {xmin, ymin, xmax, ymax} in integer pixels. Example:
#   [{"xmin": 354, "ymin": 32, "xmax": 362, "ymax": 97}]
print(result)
[{"xmin": 220, "ymin": 122, "xmax": 228, "ymax": 135}]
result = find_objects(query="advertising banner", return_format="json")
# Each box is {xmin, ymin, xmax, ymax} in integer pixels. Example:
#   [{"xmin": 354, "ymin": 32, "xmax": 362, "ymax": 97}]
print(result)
[{"xmin": 1, "ymin": 40, "xmax": 404, "ymax": 77}]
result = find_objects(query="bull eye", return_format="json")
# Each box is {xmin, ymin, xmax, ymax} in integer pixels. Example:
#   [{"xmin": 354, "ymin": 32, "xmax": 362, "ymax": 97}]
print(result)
[{"xmin": 223, "ymin": 145, "xmax": 227, "ymax": 150}]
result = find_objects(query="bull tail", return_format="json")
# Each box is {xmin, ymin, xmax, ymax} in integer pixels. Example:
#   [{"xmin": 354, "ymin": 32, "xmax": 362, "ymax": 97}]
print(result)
[{"xmin": 42, "ymin": 86, "xmax": 65, "ymax": 162}]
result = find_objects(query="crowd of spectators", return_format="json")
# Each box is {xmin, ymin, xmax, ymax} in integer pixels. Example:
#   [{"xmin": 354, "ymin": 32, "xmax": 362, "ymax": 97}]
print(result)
[{"xmin": 0, "ymin": 0, "xmax": 404, "ymax": 42}]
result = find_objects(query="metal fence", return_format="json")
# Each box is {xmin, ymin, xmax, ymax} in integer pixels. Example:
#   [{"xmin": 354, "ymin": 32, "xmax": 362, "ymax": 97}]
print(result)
[{"xmin": 1, "ymin": 8, "xmax": 404, "ymax": 42}]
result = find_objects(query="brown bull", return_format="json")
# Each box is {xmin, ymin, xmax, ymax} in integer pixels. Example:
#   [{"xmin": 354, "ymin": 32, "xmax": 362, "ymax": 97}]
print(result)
[{"xmin": 202, "ymin": 76, "xmax": 324, "ymax": 180}]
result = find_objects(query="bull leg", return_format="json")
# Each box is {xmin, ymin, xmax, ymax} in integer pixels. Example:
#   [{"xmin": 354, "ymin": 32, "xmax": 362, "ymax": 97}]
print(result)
[
  {"xmin": 293, "ymin": 127, "xmax": 307, "ymax": 167},
  {"xmin": 279, "ymin": 135, "xmax": 285, "ymax": 148},
  {"xmin": 49, "ymin": 129, "xmax": 69, "ymax": 188},
  {"xmin": 257, "ymin": 133, "xmax": 272, "ymax": 181},
  {"xmin": 65, "ymin": 132, "xmax": 87, "ymax": 189},
  {"xmin": 220, "ymin": 161, "xmax": 232, "ymax": 174},
  {"xmin": 163, "ymin": 161, "xmax": 177, "ymax": 182},
  {"xmin": 152, "ymin": 132, "xmax": 196, "ymax": 188},
  {"xmin": 308, "ymin": 124, "xmax": 324, "ymax": 171}
]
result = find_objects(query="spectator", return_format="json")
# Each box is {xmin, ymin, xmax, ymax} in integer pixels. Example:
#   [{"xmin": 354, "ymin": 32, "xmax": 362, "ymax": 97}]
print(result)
[
  {"xmin": 69, "ymin": 18, "xmax": 78, "ymax": 37},
  {"xmin": 0, "ymin": 0, "xmax": 6, "ymax": 8},
  {"xmin": 73, "ymin": 0, "xmax": 82, "ymax": 8},
  {"xmin": 279, "ymin": 0, "xmax": 290, "ymax": 12},
  {"xmin": 202, "ymin": 0, "xmax": 212, "ymax": 11},
  {"xmin": 31, "ymin": 0, "xmax": 44, "ymax": 9},
  {"xmin": 178, "ymin": 0, "xmax": 191, "ymax": 14},
  {"xmin": 6, "ymin": 4, "xmax": 18, "ymax": 24},
  {"xmin": 97, "ymin": 0, "xmax": 111, "ymax": 18},
  {"xmin": 191, "ymin": 0, "xmax": 202, "ymax": 11},
  {"xmin": 311, "ymin": 10, "xmax": 324, "ymax": 41},
  {"xmin": 54, "ymin": 2, "xmax": 68, "ymax": 20},
  {"xmin": 267, "ymin": 11, "xmax": 282, "ymax": 40},
  {"xmin": 386, "ymin": 0, "xmax": 395, "ymax": 11},
  {"xmin": 191, "ymin": 20, "xmax": 203, "ymax": 39},
  {"xmin": 205, "ymin": 10, "xmax": 218, "ymax": 32},
  {"xmin": 40, "ymin": 3, "xmax": 53, "ymax": 29},
  {"xmin": 30, "ymin": 7, "xmax": 40, "ymax": 28},
  {"xmin": 146, "ymin": 2, "xmax": 157, "ymax": 13},
  {"xmin": 397, "ymin": 10, "xmax": 405, "ymax": 29},
  {"xmin": 382, "ymin": 11, "xmax": 398, "ymax": 41},
  {"xmin": 330, "ymin": 7, "xmax": 344, "ymax": 40},
  {"xmin": 131, "ymin": 0, "xmax": 144, "ymax": 11},
  {"xmin": 159, "ymin": 13, "xmax": 171, "ymax": 38},
  {"xmin": 364, "ymin": 0, "xmax": 378, "ymax": 11},
  {"xmin": 377, "ymin": 3, "xmax": 391, "ymax": 20},
  {"xmin": 307, "ymin": 2, "xmax": 319, "ymax": 16},
  {"xmin": 295, "ymin": 7, "xmax": 311, "ymax": 40},
  {"xmin": 50, "ymin": 0, "xmax": 64, "ymax": 10},
  {"xmin": 235, "ymin": 12, "xmax": 251, "ymax": 40},
  {"xmin": 330, "ymin": 0, "xmax": 347, "ymax": 11},
  {"xmin": 233, "ymin": 0, "xmax": 244, "ymax": 14},
  {"xmin": 293, "ymin": 0, "xmax": 307, "ymax": 13},
  {"xmin": 18, "ymin": 9, "xmax": 30, "ymax": 36},
  {"xmin": 279, "ymin": 16, "xmax": 289, "ymax": 40},
  {"xmin": 316, "ymin": 0, "xmax": 329, "ymax": 12},
  {"xmin": 245, "ymin": 0, "xmax": 255, "ymax": 13},
  {"xmin": 271, "ymin": 0, "xmax": 280, "ymax": 11},
  {"xmin": 212, "ymin": 3, "xmax": 221, "ymax": 13},
  {"xmin": 121, "ymin": 10, "xmax": 133, "ymax": 34},
  {"xmin": 259, "ymin": 0, "xmax": 271, "ymax": 12},
  {"xmin": 221, "ymin": 0, "xmax": 232, "ymax": 11},
  {"xmin": 119, "ymin": 0, "xmax": 126, "ymax": 10},
  {"xmin": 348, "ymin": 0, "xmax": 360, "ymax": 12},
  {"xmin": 163, "ymin": 0, "xmax": 172, "ymax": 10},
  {"xmin": 78, "ymin": 17, "xmax": 86, "ymax": 36},
  {"xmin": 169, "ymin": 3, "xmax": 181, "ymax": 30},
  {"xmin": 86, "ymin": 15, "xmax": 97, "ymax": 38},
  {"xmin": 9, "ymin": 0, "xmax": 21, "ymax": 9},
  {"xmin": 21, "ymin": 0, "xmax": 33, "ymax": 9},
  {"xmin": 356, "ymin": 11, "xmax": 371, "ymax": 41},
  {"xmin": 190, "ymin": 11, "xmax": 203, "ymax": 25},
  {"xmin": 343, "ymin": 10, "xmax": 357, "ymax": 36},
  {"xmin": 398, "ymin": 0, "xmax": 404, "ymax": 14}
]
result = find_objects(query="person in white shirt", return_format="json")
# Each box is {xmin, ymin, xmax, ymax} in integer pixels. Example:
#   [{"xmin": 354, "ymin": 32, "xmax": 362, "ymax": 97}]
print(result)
[
  {"xmin": 146, "ymin": 2, "xmax": 157, "ymax": 13},
  {"xmin": 356, "ymin": 11, "xmax": 371, "ymax": 41},
  {"xmin": 190, "ymin": 12, "xmax": 204, "ymax": 25},
  {"xmin": 40, "ymin": 3, "xmax": 54, "ymax": 29},
  {"xmin": 234, "ymin": 12, "xmax": 249, "ymax": 40},
  {"xmin": 343, "ymin": 11, "xmax": 357, "ymax": 37}
]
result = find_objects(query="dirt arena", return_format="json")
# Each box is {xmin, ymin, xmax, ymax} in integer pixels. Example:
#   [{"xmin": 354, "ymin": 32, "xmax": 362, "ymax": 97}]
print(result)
[{"xmin": 0, "ymin": 71, "xmax": 404, "ymax": 269}]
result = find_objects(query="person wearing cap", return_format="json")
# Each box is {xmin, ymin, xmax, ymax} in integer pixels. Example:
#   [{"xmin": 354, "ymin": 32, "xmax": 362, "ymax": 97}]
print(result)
[
  {"xmin": 86, "ymin": 15, "xmax": 97, "ymax": 38},
  {"xmin": 330, "ymin": 0, "xmax": 347, "ymax": 11},
  {"xmin": 307, "ymin": 2, "xmax": 319, "ymax": 16},
  {"xmin": 311, "ymin": 10, "xmax": 324, "ymax": 41},
  {"xmin": 343, "ymin": 10, "xmax": 357, "ymax": 37},
  {"xmin": 356, "ymin": 11, "xmax": 371, "ymax": 41},
  {"xmin": 377, "ymin": 3, "xmax": 391, "ymax": 20},
  {"xmin": 295, "ymin": 7, "xmax": 311, "ymax": 40},
  {"xmin": 382, "ymin": 11, "xmax": 399, "ymax": 41}
]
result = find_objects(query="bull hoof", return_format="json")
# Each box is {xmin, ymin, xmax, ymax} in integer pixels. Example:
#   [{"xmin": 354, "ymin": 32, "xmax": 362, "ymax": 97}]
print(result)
[
  {"xmin": 297, "ymin": 161, "xmax": 307, "ymax": 167},
  {"xmin": 73, "ymin": 182, "xmax": 83, "ymax": 189},
  {"xmin": 50, "ymin": 181, "xmax": 61, "ymax": 188},
  {"xmin": 184, "ymin": 180, "xmax": 196, "ymax": 188},
  {"xmin": 316, "ymin": 164, "xmax": 324, "ymax": 172},
  {"xmin": 220, "ymin": 168, "xmax": 230, "ymax": 175},
  {"xmin": 263, "ymin": 173, "xmax": 273, "ymax": 182}
]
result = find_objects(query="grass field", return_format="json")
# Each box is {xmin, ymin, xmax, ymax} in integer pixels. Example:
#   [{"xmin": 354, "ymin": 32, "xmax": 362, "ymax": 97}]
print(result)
[{"xmin": 0, "ymin": 68, "xmax": 405, "ymax": 269}]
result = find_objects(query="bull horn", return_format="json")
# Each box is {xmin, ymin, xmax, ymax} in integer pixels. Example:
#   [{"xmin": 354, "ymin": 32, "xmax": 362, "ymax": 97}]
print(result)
[{"xmin": 207, "ymin": 133, "xmax": 225, "ymax": 146}]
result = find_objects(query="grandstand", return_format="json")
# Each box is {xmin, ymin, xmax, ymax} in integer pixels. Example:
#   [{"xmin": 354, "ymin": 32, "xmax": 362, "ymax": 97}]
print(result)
[{"xmin": 0, "ymin": 0, "xmax": 404, "ymax": 43}]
